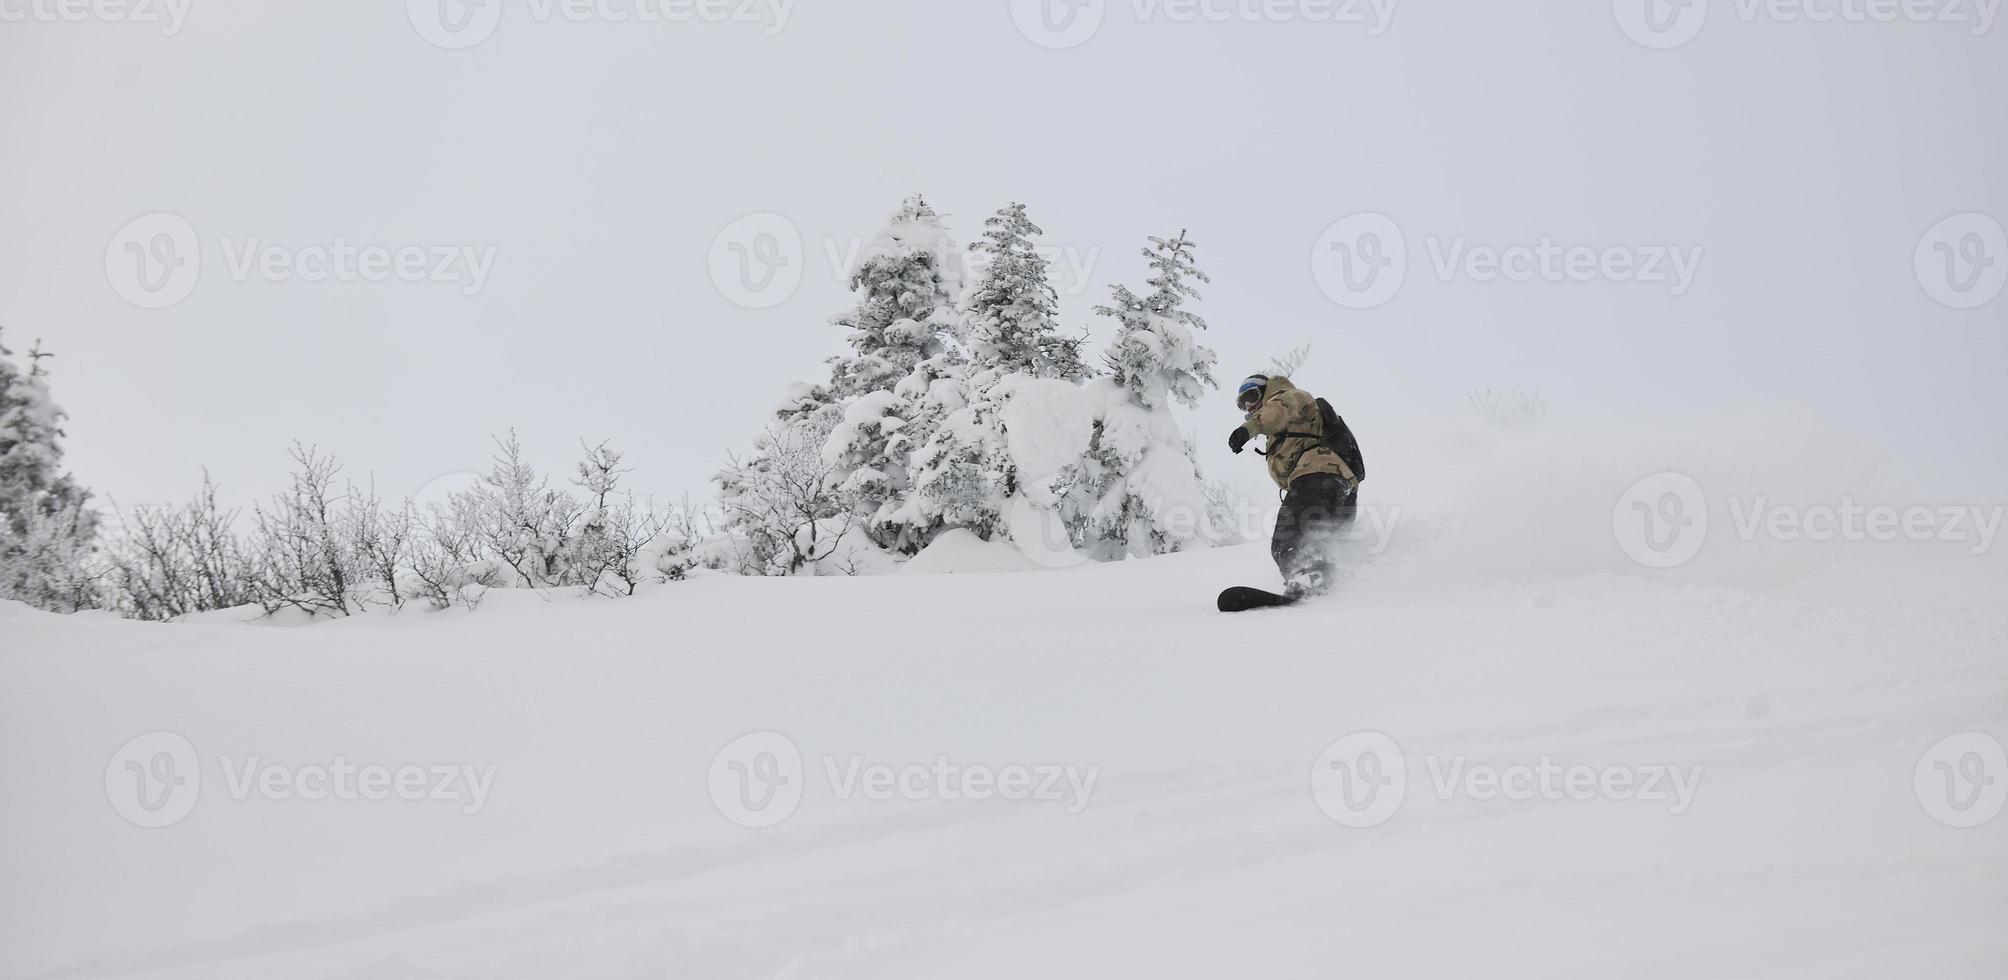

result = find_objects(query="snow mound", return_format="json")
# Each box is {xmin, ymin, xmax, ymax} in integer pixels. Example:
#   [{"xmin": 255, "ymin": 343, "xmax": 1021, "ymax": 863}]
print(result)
[
  {"xmin": 995, "ymin": 376, "xmax": 1094, "ymax": 480},
  {"xmin": 897, "ymin": 527, "xmax": 1045, "ymax": 575}
]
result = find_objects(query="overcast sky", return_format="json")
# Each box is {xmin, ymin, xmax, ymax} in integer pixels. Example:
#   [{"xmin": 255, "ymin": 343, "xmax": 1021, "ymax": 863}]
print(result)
[{"xmin": 2, "ymin": 0, "xmax": 2002, "ymax": 512}]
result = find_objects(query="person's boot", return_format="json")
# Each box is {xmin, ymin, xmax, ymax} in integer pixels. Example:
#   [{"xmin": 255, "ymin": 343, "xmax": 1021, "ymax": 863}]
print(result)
[{"xmin": 1284, "ymin": 562, "xmax": 1333, "ymax": 600}]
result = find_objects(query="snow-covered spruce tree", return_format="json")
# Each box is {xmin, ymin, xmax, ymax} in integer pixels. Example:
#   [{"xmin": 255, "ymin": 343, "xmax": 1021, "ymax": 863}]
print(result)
[
  {"xmin": 824, "ymin": 194, "xmax": 964, "ymax": 398},
  {"xmin": 896, "ymin": 376, "xmax": 1008, "ymax": 546},
  {"xmin": 820, "ymin": 194, "xmax": 968, "ymax": 554},
  {"xmin": 717, "ymin": 195, "xmax": 966, "ymax": 566},
  {"xmin": 864, "ymin": 348, "xmax": 974, "ymax": 553},
  {"xmin": 963, "ymin": 203, "xmax": 1089, "ymax": 385},
  {"xmin": 1067, "ymin": 231, "xmax": 1223, "ymax": 560},
  {"xmin": 1097, "ymin": 230, "xmax": 1216, "ymax": 411},
  {"xmin": 0, "ymin": 333, "xmax": 101, "ymax": 613},
  {"xmin": 2, "ymin": 488, "xmax": 98, "ymax": 612},
  {"xmin": 896, "ymin": 202, "xmax": 1095, "ymax": 549}
]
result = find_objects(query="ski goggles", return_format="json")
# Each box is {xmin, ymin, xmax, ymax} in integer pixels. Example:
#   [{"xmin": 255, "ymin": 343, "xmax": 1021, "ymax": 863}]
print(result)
[{"xmin": 1236, "ymin": 386, "xmax": 1264, "ymax": 411}]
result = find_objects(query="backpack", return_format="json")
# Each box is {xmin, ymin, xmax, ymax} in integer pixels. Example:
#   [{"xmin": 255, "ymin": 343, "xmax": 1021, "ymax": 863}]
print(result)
[
  {"xmin": 1262, "ymin": 397, "xmax": 1366, "ymax": 482},
  {"xmin": 1316, "ymin": 398, "xmax": 1366, "ymax": 482}
]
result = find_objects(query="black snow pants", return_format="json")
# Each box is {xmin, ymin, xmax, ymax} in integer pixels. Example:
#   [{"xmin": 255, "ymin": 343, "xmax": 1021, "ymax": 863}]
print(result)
[{"xmin": 1271, "ymin": 473, "xmax": 1357, "ymax": 596}]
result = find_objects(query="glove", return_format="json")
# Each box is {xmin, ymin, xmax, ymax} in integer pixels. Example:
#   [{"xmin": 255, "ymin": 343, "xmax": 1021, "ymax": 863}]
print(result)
[{"xmin": 1228, "ymin": 426, "xmax": 1252, "ymax": 454}]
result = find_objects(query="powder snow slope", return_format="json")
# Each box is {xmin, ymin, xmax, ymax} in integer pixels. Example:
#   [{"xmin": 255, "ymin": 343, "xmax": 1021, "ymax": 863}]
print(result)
[{"xmin": 2, "ymin": 413, "xmax": 2005, "ymax": 979}]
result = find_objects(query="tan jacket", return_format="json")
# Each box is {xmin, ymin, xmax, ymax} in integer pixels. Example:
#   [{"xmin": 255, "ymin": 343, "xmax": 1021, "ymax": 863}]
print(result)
[{"xmin": 1242, "ymin": 377, "xmax": 1358, "ymax": 489}]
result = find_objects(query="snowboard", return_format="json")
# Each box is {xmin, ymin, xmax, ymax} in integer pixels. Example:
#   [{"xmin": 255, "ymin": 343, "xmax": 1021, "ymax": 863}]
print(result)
[{"xmin": 1217, "ymin": 586, "xmax": 1300, "ymax": 612}]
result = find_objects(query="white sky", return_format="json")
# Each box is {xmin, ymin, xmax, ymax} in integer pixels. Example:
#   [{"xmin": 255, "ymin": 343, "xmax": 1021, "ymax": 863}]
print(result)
[{"xmin": 2, "ymin": 0, "xmax": 2003, "ymax": 511}]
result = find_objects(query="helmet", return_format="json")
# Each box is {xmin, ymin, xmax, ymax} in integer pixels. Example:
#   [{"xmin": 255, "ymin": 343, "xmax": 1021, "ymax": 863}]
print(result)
[{"xmin": 1236, "ymin": 374, "xmax": 1270, "ymax": 411}]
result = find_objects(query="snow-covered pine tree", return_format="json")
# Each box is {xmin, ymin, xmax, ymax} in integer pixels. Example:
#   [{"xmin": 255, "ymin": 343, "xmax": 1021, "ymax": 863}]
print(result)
[
  {"xmin": 1067, "ymin": 231, "xmax": 1223, "ymax": 560},
  {"xmin": 0, "ymin": 332, "xmax": 101, "ymax": 612},
  {"xmin": 820, "ymin": 195, "xmax": 969, "ymax": 554},
  {"xmin": 823, "ymin": 194, "xmax": 965, "ymax": 399},
  {"xmin": 899, "ymin": 203, "xmax": 1095, "ymax": 550},
  {"xmin": 1097, "ymin": 230, "xmax": 1216, "ymax": 411},
  {"xmin": 898, "ymin": 376, "xmax": 1008, "ymax": 546},
  {"xmin": 963, "ymin": 202, "xmax": 1089, "ymax": 385},
  {"xmin": 718, "ymin": 195, "xmax": 968, "ymax": 566},
  {"xmin": 862, "ymin": 345, "xmax": 984, "ymax": 553}
]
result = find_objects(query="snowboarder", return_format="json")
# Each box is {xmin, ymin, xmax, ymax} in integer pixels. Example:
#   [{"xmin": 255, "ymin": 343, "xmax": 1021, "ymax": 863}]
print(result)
[{"xmin": 1227, "ymin": 374, "xmax": 1361, "ymax": 600}]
